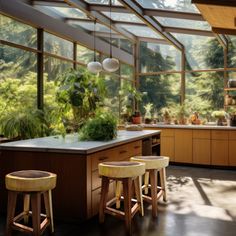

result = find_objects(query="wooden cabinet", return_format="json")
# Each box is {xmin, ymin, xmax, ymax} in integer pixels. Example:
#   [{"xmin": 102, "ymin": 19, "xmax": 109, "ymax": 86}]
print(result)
[
  {"xmin": 211, "ymin": 130, "xmax": 229, "ymax": 166},
  {"xmin": 193, "ymin": 130, "xmax": 211, "ymax": 164},
  {"xmin": 229, "ymin": 131, "xmax": 236, "ymax": 166},
  {"xmin": 175, "ymin": 129, "xmax": 192, "ymax": 163},
  {"xmin": 160, "ymin": 129, "xmax": 175, "ymax": 161},
  {"xmin": 89, "ymin": 140, "xmax": 142, "ymax": 217}
]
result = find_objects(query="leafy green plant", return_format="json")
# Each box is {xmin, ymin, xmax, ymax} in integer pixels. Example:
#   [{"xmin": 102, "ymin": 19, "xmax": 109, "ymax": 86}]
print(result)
[
  {"xmin": 55, "ymin": 68, "xmax": 105, "ymax": 131},
  {"xmin": 0, "ymin": 109, "xmax": 49, "ymax": 140},
  {"xmin": 211, "ymin": 110, "xmax": 226, "ymax": 119},
  {"xmin": 79, "ymin": 112, "xmax": 117, "ymax": 141}
]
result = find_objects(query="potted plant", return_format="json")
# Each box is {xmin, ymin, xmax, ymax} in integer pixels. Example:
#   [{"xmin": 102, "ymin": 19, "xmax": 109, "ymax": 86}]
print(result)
[
  {"xmin": 144, "ymin": 103, "xmax": 153, "ymax": 124},
  {"xmin": 55, "ymin": 68, "xmax": 104, "ymax": 131},
  {"xmin": 211, "ymin": 110, "xmax": 227, "ymax": 126},
  {"xmin": 132, "ymin": 111, "xmax": 142, "ymax": 124},
  {"xmin": 161, "ymin": 107, "xmax": 171, "ymax": 124}
]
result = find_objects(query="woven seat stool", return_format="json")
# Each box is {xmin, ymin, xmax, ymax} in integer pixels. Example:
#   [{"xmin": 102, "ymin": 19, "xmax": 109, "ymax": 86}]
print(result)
[
  {"xmin": 98, "ymin": 161, "xmax": 145, "ymax": 235},
  {"xmin": 130, "ymin": 156, "xmax": 169, "ymax": 217},
  {"xmin": 5, "ymin": 170, "xmax": 57, "ymax": 236}
]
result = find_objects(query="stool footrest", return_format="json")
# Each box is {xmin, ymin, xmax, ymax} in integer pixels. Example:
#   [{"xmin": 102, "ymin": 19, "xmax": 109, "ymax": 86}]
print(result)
[{"xmin": 142, "ymin": 190, "xmax": 164, "ymax": 203}]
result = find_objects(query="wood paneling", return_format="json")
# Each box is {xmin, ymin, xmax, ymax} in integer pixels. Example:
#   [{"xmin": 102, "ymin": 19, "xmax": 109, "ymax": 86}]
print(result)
[
  {"xmin": 193, "ymin": 130, "xmax": 211, "ymax": 139},
  {"xmin": 229, "ymin": 131, "xmax": 236, "ymax": 140},
  {"xmin": 211, "ymin": 130, "xmax": 229, "ymax": 140},
  {"xmin": 229, "ymin": 140, "xmax": 236, "ymax": 166},
  {"xmin": 211, "ymin": 140, "xmax": 229, "ymax": 166},
  {"xmin": 193, "ymin": 139, "xmax": 211, "ymax": 164},
  {"xmin": 161, "ymin": 136, "xmax": 175, "ymax": 161},
  {"xmin": 161, "ymin": 129, "xmax": 175, "ymax": 137},
  {"xmin": 175, "ymin": 130, "xmax": 192, "ymax": 163}
]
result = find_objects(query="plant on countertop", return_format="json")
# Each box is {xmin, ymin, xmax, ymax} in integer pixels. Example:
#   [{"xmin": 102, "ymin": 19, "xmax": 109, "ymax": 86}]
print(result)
[
  {"xmin": 79, "ymin": 111, "xmax": 117, "ymax": 141},
  {"xmin": 211, "ymin": 110, "xmax": 227, "ymax": 126},
  {"xmin": 171, "ymin": 104, "xmax": 189, "ymax": 125},
  {"xmin": 160, "ymin": 107, "xmax": 171, "ymax": 124},
  {"xmin": 55, "ymin": 68, "xmax": 105, "ymax": 132},
  {"xmin": 0, "ymin": 109, "xmax": 49, "ymax": 140},
  {"xmin": 144, "ymin": 103, "xmax": 153, "ymax": 124}
]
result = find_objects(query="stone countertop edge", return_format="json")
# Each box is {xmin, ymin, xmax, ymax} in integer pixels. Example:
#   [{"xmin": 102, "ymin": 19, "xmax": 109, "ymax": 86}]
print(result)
[
  {"xmin": 140, "ymin": 124, "xmax": 236, "ymax": 130},
  {"xmin": 0, "ymin": 130, "xmax": 161, "ymax": 154}
]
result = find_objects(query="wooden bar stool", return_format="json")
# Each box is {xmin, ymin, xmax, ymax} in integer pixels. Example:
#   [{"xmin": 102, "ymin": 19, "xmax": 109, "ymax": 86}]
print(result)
[
  {"xmin": 98, "ymin": 161, "xmax": 145, "ymax": 235},
  {"xmin": 5, "ymin": 170, "xmax": 57, "ymax": 236},
  {"xmin": 130, "ymin": 156, "xmax": 169, "ymax": 218}
]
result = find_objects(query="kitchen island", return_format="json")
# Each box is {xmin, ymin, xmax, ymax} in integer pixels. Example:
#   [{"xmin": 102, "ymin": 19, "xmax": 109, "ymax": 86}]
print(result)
[{"xmin": 0, "ymin": 130, "xmax": 160, "ymax": 221}]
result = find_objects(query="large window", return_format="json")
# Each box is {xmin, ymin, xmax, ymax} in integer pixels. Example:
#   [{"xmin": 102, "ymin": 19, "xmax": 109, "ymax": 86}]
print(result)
[
  {"xmin": 140, "ymin": 41, "xmax": 181, "ymax": 73},
  {"xmin": 139, "ymin": 74, "xmax": 181, "ymax": 115}
]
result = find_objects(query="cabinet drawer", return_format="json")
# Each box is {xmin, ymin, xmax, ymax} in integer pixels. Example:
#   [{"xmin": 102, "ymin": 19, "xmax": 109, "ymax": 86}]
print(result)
[
  {"xmin": 161, "ymin": 129, "xmax": 174, "ymax": 137},
  {"xmin": 211, "ymin": 130, "xmax": 228, "ymax": 140},
  {"xmin": 92, "ymin": 183, "xmax": 115, "ymax": 216},
  {"xmin": 92, "ymin": 170, "xmax": 101, "ymax": 190},
  {"xmin": 128, "ymin": 140, "xmax": 142, "ymax": 157},
  {"xmin": 91, "ymin": 149, "xmax": 117, "ymax": 171},
  {"xmin": 193, "ymin": 130, "xmax": 211, "ymax": 139},
  {"xmin": 229, "ymin": 131, "xmax": 236, "ymax": 140}
]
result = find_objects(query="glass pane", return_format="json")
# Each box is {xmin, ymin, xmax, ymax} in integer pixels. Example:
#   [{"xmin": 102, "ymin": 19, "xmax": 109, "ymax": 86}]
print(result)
[
  {"xmin": 101, "ymin": 73, "xmax": 120, "ymax": 116},
  {"xmin": 120, "ymin": 25, "xmax": 163, "ymax": 39},
  {"xmin": 85, "ymin": 0, "xmax": 122, "ymax": 5},
  {"xmin": 227, "ymin": 36, "xmax": 236, "ymax": 68},
  {"xmin": 120, "ymin": 63, "xmax": 134, "ymax": 79},
  {"xmin": 0, "ymin": 14, "xmax": 37, "ymax": 49},
  {"xmin": 69, "ymin": 21, "xmax": 116, "ymax": 34},
  {"xmin": 44, "ymin": 32, "xmax": 73, "ymax": 59},
  {"xmin": 34, "ymin": 6, "xmax": 89, "ymax": 19},
  {"xmin": 185, "ymin": 71, "xmax": 224, "ymax": 120},
  {"xmin": 139, "ymin": 74, "xmax": 181, "ymax": 116},
  {"xmin": 140, "ymin": 41, "xmax": 181, "ymax": 72},
  {"xmin": 0, "ymin": 44, "xmax": 37, "ymax": 115},
  {"xmin": 102, "ymin": 12, "xmax": 142, "ymax": 23},
  {"xmin": 173, "ymin": 34, "xmax": 224, "ymax": 70},
  {"xmin": 136, "ymin": 0, "xmax": 199, "ymax": 13},
  {"xmin": 120, "ymin": 38, "xmax": 133, "ymax": 55},
  {"xmin": 77, "ymin": 44, "xmax": 98, "ymax": 64},
  {"xmin": 155, "ymin": 17, "xmax": 210, "ymax": 30}
]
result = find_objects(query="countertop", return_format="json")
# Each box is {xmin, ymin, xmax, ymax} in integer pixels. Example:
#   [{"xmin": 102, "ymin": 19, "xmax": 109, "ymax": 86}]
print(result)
[
  {"xmin": 0, "ymin": 130, "xmax": 160, "ymax": 154},
  {"xmin": 139, "ymin": 124, "xmax": 236, "ymax": 130}
]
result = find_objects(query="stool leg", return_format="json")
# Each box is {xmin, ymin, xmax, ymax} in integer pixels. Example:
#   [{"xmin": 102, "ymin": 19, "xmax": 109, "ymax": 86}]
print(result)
[
  {"xmin": 149, "ymin": 169, "xmax": 158, "ymax": 218},
  {"xmin": 134, "ymin": 175, "xmax": 144, "ymax": 216},
  {"xmin": 99, "ymin": 177, "xmax": 109, "ymax": 223},
  {"xmin": 43, "ymin": 190, "xmax": 54, "ymax": 233},
  {"xmin": 115, "ymin": 181, "xmax": 122, "ymax": 209},
  {"xmin": 160, "ymin": 168, "xmax": 167, "ymax": 202},
  {"xmin": 23, "ymin": 194, "xmax": 30, "ymax": 224},
  {"xmin": 31, "ymin": 192, "xmax": 41, "ymax": 236},
  {"xmin": 6, "ymin": 191, "xmax": 17, "ymax": 236},
  {"xmin": 123, "ymin": 178, "xmax": 132, "ymax": 235},
  {"xmin": 144, "ymin": 172, "xmax": 149, "ymax": 195}
]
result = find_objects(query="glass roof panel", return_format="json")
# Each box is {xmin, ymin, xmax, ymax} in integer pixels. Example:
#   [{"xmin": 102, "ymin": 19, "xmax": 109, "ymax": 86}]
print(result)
[
  {"xmin": 136, "ymin": 0, "xmax": 199, "ymax": 13},
  {"xmin": 68, "ymin": 21, "xmax": 116, "ymax": 34},
  {"xmin": 102, "ymin": 12, "xmax": 142, "ymax": 23},
  {"xmin": 155, "ymin": 17, "xmax": 211, "ymax": 30},
  {"xmin": 35, "ymin": 6, "xmax": 89, "ymax": 19},
  {"xmin": 119, "ymin": 25, "xmax": 163, "ymax": 39},
  {"xmin": 85, "ymin": 0, "xmax": 122, "ymax": 5}
]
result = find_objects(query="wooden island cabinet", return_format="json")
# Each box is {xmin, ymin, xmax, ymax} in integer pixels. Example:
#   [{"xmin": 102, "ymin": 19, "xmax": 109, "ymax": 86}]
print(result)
[{"xmin": 0, "ymin": 130, "xmax": 160, "ymax": 221}]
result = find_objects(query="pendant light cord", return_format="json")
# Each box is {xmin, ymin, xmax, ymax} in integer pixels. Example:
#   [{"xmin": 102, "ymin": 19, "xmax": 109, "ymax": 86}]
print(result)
[
  {"xmin": 109, "ymin": 0, "xmax": 112, "ymax": 58},
  {"xmin": 94, "ymin": 18, "xmax": 96, "ymax": 61}
]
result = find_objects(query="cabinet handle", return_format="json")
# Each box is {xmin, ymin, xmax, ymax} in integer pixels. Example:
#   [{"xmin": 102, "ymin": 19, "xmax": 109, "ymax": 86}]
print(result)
[
  {"xmin": 119, "ymin": 150, "xmax": 127, "ymax": 154},
  {"xmin": 99, "ymin": 156, "xmax": 108, "ymax": 161},
  {"xmin": 134, "ymin": 146, "xmax": 140, "ymax": 149}
]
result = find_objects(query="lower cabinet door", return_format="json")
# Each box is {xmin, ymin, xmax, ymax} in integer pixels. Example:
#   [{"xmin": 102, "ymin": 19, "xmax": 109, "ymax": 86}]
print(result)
[
  {"xmin": 161, "ymin": 136, "xmax": 175, "ymax": 161},
  {"xmin": 211, "ymin": 140, "xmax": 228, "ymax": 166},
  {"xmin": 229, "ymin": 140, "xmax": 236, "ymax": 166},
  {"xmin": 193, "ymin": 139, "xmax": 211, "ymax": 165}
]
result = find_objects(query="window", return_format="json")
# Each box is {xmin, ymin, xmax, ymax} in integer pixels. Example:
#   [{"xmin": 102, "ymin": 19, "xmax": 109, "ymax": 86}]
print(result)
[{"xmin": 0, "ymin": 14, "xmax": 37, "ymax": 49}]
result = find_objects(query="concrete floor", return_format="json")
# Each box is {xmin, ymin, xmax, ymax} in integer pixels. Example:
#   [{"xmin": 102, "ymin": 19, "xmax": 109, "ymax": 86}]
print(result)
[{"xmin": 1, "ymin": 165, "xmax": 236, "ymax": 236}]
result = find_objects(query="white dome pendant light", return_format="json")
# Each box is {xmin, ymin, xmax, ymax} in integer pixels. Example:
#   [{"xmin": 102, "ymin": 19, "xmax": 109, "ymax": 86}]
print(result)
[
  {"xmin": 87, "ymin": 19, "xmax": 102, "ymax": 73},
  {"xmin": 102, "ymin": 0, "xmax": 119, "ymax": 72}
]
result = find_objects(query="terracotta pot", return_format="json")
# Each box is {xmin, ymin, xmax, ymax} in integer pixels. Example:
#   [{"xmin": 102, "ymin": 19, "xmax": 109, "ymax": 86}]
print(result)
[{"xmin": 132, "ymin": 116, "xmax": 142, "ymax": 124}]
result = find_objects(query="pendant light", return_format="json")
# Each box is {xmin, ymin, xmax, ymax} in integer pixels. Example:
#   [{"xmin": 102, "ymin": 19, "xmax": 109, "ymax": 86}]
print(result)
[
  {"xmin": 87, "ymin": 18, "xmax": 102, "ymax": 73},
  {"xmin": 102, "ymin": 0, "xmax": 119, "ymax": 72}
]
